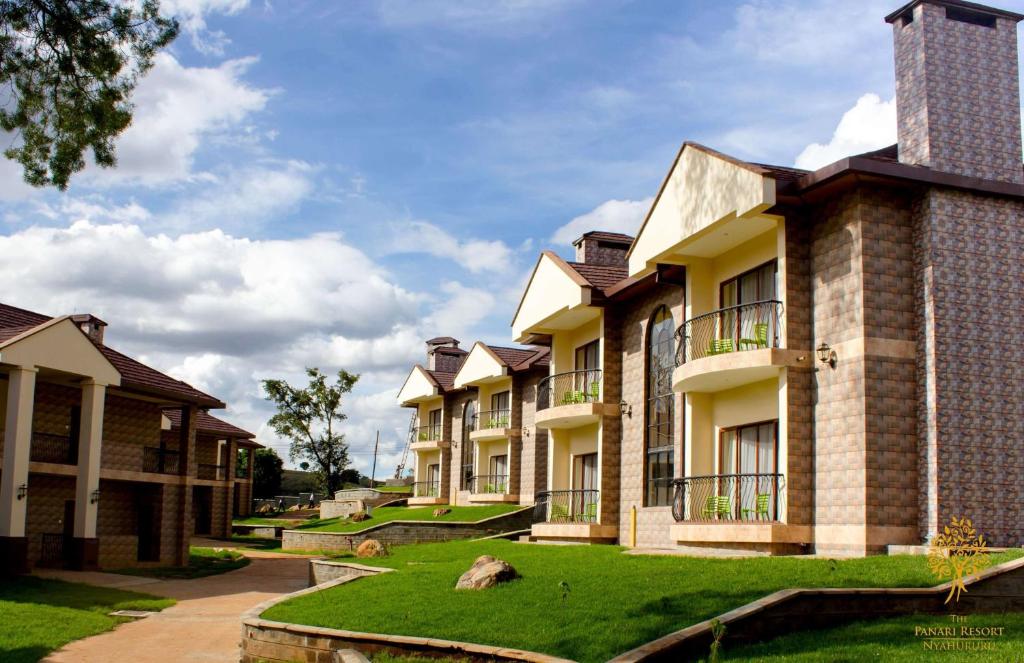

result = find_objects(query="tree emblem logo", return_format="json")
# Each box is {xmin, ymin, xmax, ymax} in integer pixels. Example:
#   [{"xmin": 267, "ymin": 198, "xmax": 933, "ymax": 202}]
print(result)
[{"xmin": 927, "ymin": 516, "xmax": 991, "ymax": 605}]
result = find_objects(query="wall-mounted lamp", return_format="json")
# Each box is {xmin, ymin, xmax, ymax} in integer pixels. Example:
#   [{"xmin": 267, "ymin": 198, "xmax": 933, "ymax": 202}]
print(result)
[
  {"xmin": 619, "ymin": 400, "xmax": 633, "ymax": 418},
  {"xmin": 816, "ymin": 342, "xmax": 837, "ymax": 369},
  {"xmin": 90, "ymin": 489, "xmax": 101, "ymax": 504},
  {"xmin": 16, "ymin": 483, "xmax": 27, "ymax": 500},
  {"xmin": 521, "ymin": 427, "xmax": 531, "ymax": 438}
]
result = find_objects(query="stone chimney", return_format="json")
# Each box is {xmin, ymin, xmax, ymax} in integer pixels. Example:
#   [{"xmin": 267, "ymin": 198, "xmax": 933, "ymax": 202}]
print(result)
[
  {"xmin": 425, "ymin": 337, "xmax": 464, "ymax": 372},
  {"xmin": 572, "ymin": 231, "xmax": 633, "ymax": 266},
  {"xmin": 70, "ymin": 314, "xmax": 107, "ymax": 345},
  {"xmin": 887, "ymin": 0, "xmax": 1024, "ymax": 183}
]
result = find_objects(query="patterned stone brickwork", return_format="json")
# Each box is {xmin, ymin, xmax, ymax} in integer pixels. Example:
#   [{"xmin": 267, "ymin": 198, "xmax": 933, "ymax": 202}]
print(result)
[
  {"xmin": 809, "ymin": 189, "xmax": 869, "ymax": 553},
  {"xmin": 161, "ymin": 483, "xmax": 186, "ymax": 565},
  {"xmin": 24, "ymin": 474, "xmax": 75, "ymax": 566},
  {"xmin": 195, "ymin": 434, "xmax": 221, "ymax": 466},
  {"xmin": 96, "ymin": 480, "xmax": 156, "ymax": 568},
  {"xmin": 445, "ymin": 390, "xmax": 475, "ymax": 501},
  {"xmin": 893, "ymin": 3, "xmax": 1024, "ymax": 183},
  {"xmin": 614, "ymin": 282, "xmax": 685, "ymax": 548},
  {"xmin": 100, "ymin": 393, "xmax": 164, "ymax": 472},
  {"xmin": 914, "ymin": 187, "xmax": 1024, "ymax": 546},
  {"xmin": 235, "ymin": 480, "xmax": 252, "ymax": 517},
  {"xmin": 516, "ymin": 372, "xmax": 547, "ymax": 505},
  {"xmin": 784, "ymin": 215, "xmax": 814, "ymax": 528},
  {"xmin": 575, "ymin": 236, "xmax": 630, "ymax": 266},
  {"xmin": 209, "ymin": 485, "xmax": 230, "ymax": 538}
]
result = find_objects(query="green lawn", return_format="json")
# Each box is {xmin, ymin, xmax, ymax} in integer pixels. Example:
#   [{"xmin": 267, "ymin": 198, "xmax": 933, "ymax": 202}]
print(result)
[
  {"xmin": 232, "ymin": 517, "xmax": 300, "ymax": 526},
  {"xmin": 722, "ymin": 611, "xmax": 1024, "ymax": 662},
  {"xmin": 263, "ymin": 540, "xmax": 1023, "ymax": 663},
  {"xmin": 373, "ymin": 485, "xmax": 413, "ymax": 493},
  {"xmin": 0, "ymin": 576, "xmax": 174, "ymax": 663},
  {"xmin": 113, "ymin": 547, "xmax": 249, "ymax": 579},
  {"xmin": 293, "ymin": 505, "xmax": 524, "ymax": 533}
]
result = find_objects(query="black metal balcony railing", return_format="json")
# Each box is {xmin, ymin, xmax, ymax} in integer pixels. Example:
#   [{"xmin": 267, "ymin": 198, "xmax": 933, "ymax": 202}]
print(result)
[
  {"xmin": 412, "ymin": 480, "xmax": 440, "ymax": 498},
  {"xmin": 39, "ymin": 533, "xmax": 68, "ymax": 567},
  {"xmin": 469, "ymin": 474, "xmax": 508, "ymax": 494},
  {"xmin": 198, "ymin": 464, "xmax": 226, "ymax": 480},
  {"xmin": 675, "ymin": 300, "xmax": 784, "ymax": 365},
  {"xmin": 671, "ymin": 474, "xmax": 785, "ymax": 522},
  {"xmin": 534, "ymin": 489, "xmax": 600, "ymax": 524},
  {"xmin": 413, "ymin": 424, "xmax": 443, "ymax": 442},
  {"xmin": 472, "ymin": 409, "xmax": 511, "ymax": 431},
  {"xmin": 537, "ymin": 369, "xmax": 602, "ymax": 411},
  {"xmin": 143, "ymin": 447, "xmax": 180, "ymax": 474},
  {"xmin": 30, "ymin": 432, "xmax": 76, "ymax": 465}
]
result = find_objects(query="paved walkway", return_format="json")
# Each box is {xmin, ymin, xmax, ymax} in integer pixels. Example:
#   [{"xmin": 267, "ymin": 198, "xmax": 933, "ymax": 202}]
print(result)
[{"xmin": 38, "ymin": 549, "xmax": 311, "ymax": 663}]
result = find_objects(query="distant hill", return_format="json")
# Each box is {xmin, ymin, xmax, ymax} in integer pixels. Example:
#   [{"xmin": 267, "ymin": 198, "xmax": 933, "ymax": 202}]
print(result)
[{"xmin": 280, "ymin": 469, "xmax": 318, "ymax": 495}]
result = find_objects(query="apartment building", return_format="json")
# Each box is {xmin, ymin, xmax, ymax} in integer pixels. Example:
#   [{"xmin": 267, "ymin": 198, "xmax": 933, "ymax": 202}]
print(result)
[
  {"xmin": 0, "ymin": 302, "xmax": 258, "ymax": 572},
  {"xmin": 509, "ymin": 0, "xmax": 1024, "ymax": 555},
  {"xmin": 396, "ymin": 337, "xmax": 548, "ymax": 507}
]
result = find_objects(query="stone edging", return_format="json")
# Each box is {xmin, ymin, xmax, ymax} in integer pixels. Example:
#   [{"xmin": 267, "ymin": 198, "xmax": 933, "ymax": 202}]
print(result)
[
  {"xmin": 608, "ymin": 555, "xmax": 1024, "ymax": 662},
  {"xmin": 286, "ymin": 505, "xmax": 533, "ymax": 538},
  {"xmin": 239, "ymin": 560, "xmax": 573, "ymax": 663}
]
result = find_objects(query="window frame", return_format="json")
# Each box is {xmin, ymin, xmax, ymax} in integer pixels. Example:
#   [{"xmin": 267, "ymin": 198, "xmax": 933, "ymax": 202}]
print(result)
[
  {"xmin": 717, "ymin": 420, "xmax": 779, "ymax": 476},
  {"xmin": 644, "ymin": 305, "xmax": 676, "ymax": 507}
]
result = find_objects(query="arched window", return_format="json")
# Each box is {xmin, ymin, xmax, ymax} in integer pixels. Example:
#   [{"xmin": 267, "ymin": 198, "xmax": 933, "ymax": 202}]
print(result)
[
  {"xmin": 460, "ymin": 400, "xmax": 476, "ymax": 490},
  {"xmin": 645, "ymin": 306, "xmax": 675, "ymax": 506}
]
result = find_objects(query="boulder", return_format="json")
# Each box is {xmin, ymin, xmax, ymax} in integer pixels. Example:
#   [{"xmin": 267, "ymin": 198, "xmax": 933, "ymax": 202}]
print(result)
[
  {"xmin": 350, "ymin": 511, "xmax": 369, "ymax": 522},
  {"xmin": 455, "ymin": 555, "xmax": 520, "ymax": 590},
  {"xmin": 356, "ymin": 539, "xmax": 387, "ymax": 558},
  {"xmin": 432, "ymin": 508, "xmax": 451, "ymax": 517}
]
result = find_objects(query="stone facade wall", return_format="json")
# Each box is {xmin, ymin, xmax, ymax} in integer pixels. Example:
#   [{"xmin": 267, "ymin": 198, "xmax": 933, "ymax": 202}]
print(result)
[
  {"xmin": 446, "ymin": 390, "xmax": 475, "ymax": 501},
  {"xmin": 599, "ymin": 310, "xmax": 623, "ymax": 530},
  {"xmin": 575, "ymin": 237, "xmax": 630, "ymax": 266},
  {"xmin": 517, "ymin": 372, "xmax": 547, "ymax": 505},
  {"xmin": 282, "ymin": 507, "xmax": 533, "ymax": 552},
  {"xmin": 914, "ymin": 187, "xmax": 1024, "ymax": 546},
  {"xmin": 24, "ymin": 474, "xmax": 74, "ymax": 567},
  {"xmin": 893, "ymin": 3, "xmax": 1023, "ymax": 184},
  {"xmin": 101, "ymin": 394, "xmax": 164, "ymax": 472},
  {"xmin": 615, "ymin": 282, "xmax": 685, "ymax": 547}
]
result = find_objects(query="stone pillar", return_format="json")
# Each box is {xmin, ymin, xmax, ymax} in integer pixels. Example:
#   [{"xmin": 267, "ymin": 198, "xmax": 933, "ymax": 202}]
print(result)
[
  {"xmin": 0, "ymin": 366, "xmax": 37, "ymax": 574},
  {"xmin": 175, "ymin": 405, "xmax": 198, "ymax": 565},
  {"xmin": 70, "ymin": 380, "xmax": 106, "ymax": 570}
]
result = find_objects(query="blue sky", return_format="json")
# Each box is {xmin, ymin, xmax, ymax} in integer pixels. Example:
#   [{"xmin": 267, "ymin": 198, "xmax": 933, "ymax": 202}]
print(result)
[{"xmin": 3, "ymin": 0, "xmax": 1023, "ymax": 473}]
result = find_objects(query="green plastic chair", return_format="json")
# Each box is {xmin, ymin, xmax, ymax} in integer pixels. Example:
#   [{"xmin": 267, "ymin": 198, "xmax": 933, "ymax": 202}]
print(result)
[
  {"xmin": 743, "ymin": 493, "xmax": 771, "ymax": 521},
  {"xmin": 583, "ymin": 501, "xmax": 598, "ymax": 523},
  {"xmin": 708, "ymin": 338, "xmax": 735, "ymax": 356},
  {"xmin": 550, "ymin": 502, "xmax": 569, "ymax": 522},
  {"xmin": 716, "ymin": 496, "xmax": 733, "ymax": 520},
  {"xmin": 701, "ymin": 495, "xmax": 718, "ymax": 519},
  {"xmin": 739, "ymin": 323, "xmax": 770, "ymax": 350},
  {"xmin": 589, "ymin": 381, "xmax": 600, "ymax": 401}
]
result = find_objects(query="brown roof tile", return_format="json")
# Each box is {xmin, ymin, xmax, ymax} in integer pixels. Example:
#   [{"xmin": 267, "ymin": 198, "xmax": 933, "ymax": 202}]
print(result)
[
  {"xmin": 427, "ymin": 370, "xmax": 459, "ymax": 391},
  {"xmin": 573, "ymin": 231, "xmax": 634, "ymax": 245},
  {"xmin": 164, "ymin": 408, "xmax": 255, "ymax": 439},
  {"xmin": 566, "ymin": 262, "xmax": 630, "ymax": 290},
  {"xmin": 0, "ymin": 303, "xmax": 50, "ymax": 328}
]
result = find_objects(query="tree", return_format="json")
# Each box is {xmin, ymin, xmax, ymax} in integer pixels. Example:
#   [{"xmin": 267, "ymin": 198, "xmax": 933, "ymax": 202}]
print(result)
[
  {"xmin": 299, "ymin": 461, "xmax": 310, "ymax": 472},
  {"xmin": 339, "ymin": 468, "xmax": 361, "ymax": 487},
  {"xmin": 252, "ymin": 448, "xmax": 283, "ymax": 499},
  {"xmin": 263, "ymin": 367, "xmax": 358, "ymax": 496},
  {"xmin": 0, "ymin": 0, "xmax": 178, "ymax": 188}
]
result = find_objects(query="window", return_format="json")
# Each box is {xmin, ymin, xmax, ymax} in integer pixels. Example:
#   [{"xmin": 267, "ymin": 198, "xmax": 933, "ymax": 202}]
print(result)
[
  {"xmin": 489, "ymin": 455, "xmax": 508, "ymax": 483},
  {"xmin": 573, "ymin": 453, "xmax": 598, "ymax": 491},
  {"xmin": 490, "ymin": 391, "xmax": 510, "ymax": 427},
  {"xmin": 719, "ymin": 421, "xmax": 777, "ymax": 475},
  {"xmin": 645, "ymin": 306, "xmax": 675, "ymax": 506},
  {"xmin": 575, "ymin": 340, "xmax": 600, "ymax": 371},
  {"xmin": 720, "ymin": 260, "xmax": 777, "ymax": 309},
  {"xmin": 428, "ymin": 408, "xmax": 442, "ymax": 440},
  {"xmin": 426, "ymin": 464, "xmax": 441, "ymax": 496},
  {"xmin": 460, "ymin": 401, "xmax": 475, "ymax": 490},
  {"xmin": 719, "ymin": 260, "xmax": 779, "ymax": 351}
]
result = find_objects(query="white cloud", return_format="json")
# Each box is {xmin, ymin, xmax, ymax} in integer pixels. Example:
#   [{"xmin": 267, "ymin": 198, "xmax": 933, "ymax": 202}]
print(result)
[
  {"xmin": 86, "ymin": 53, "xmax": 271, "ymax": 186},
  {"xmin": 161, "ymin": 0, "xmax": 252, "ymax": 55},
  {"xmin": 551, "ymin": 197, "xmax": 653, "ymax": 246},
  {"xmin": 387, "ymin": 221, "xmax": 514, "ymax": 273},
  {"xmin": 795, "ymin": 94, "xmax": 896, "ymax": 170},
  {"xmin": 372, "ymin": 0, "xmax": 580, "ymax": 31}
]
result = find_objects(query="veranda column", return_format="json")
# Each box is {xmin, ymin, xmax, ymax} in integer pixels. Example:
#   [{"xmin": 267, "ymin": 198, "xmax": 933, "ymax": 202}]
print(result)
[
  {"xmin": 0, "ymin": 366, "xmax": 37, "ymax": 574},
  {"xmin": 71, "ymin": 380, "xmax": 106, "ymax": 570}
]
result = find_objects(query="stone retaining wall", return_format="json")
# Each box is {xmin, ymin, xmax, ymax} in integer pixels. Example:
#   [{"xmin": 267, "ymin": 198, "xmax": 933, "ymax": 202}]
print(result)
[
  {"xmin": 232, "ymin": 524, "xmax": 284, "ymax": 538},
  {"xmin": 609, "ymin": 556, "xmax": 1024, "ymax": 662},
  {"xmin": 283, "ymin": 507, "xmax": 533, "ymax": 552}
]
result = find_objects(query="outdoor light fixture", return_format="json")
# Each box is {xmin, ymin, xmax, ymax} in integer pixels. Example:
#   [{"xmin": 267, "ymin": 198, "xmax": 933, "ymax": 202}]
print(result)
[
  {"xmin": 521, "ymin": 427, "xmax": 530, "ymax": 438},
  {"xmin": 817, "ymin": 342, "xmax": 837, "ymax": 369},
  {"xmin": 16, "ymin": 483, "xmax": 27, "ymax": 500},
  {"xmin": 619, "ymin": 400, "xmax": 633, "ymax": 417},
  {"xmin": 90, "ymin": 489, "xmax": 100, "ymax": 504}
]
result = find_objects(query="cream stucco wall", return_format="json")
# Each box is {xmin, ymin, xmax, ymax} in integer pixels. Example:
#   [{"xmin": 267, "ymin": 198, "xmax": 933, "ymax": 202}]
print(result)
[
  {"xmin": 685, "ymin": 378, "xmax": 781, "ymax": 476},
  {"xmin": 548, "ymin": 423, "xmax": 599, "ymax": 491},
  {"xmin": 474, "ymin": 438, "xmax": 511, "ymax": 476},
  {"xmin": 512, "ymin": 253, "xmax": 591, "ymax": 340},
  {"xmin": 397, "ymin": 366, "xmax": 438, "ymax": 406},
  {"xmin": 550, "ymin": 317, "xmax": 602, "ymax": 375},
  {"xmin": 414, "ymin": 449, "xmax": 441, "ymax": 483},
  {"xmin": 628, "ymin": 144, "xmax": 777, "ymax": 277},
  {"xmin": 0, "ymin": 319, "xmax": 121, "ymax": 386},
  {"xmin": 453, "ymin": 343, "xmax": 506, "ymax": 389},
  {"xmin": 476, "ymin": 377, "xmax": 512, "ymax": 416},
  {"xmin": 415, "ymin": 397, "xmax": 443, "ymax": 436}
]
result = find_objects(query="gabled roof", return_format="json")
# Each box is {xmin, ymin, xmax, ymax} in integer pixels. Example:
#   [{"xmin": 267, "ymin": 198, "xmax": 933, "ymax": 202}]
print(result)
[
  {"xmin": 0, "ymin": 302, "xmax": 223, "ymax": 408},
  {"xmin": 164, "ymin": 408, "xmax": 256, "ymax": 440},
  {"xmin": 566, "ymin": 262, "xmax": 630, "ymax": 292},
  {"xmin": 572, "ymin": 230, "xmax": 634, "ymax": 246}
]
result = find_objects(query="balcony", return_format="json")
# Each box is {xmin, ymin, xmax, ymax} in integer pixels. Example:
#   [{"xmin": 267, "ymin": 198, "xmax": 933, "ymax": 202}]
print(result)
[
  {"xmin": 669, "ymin": 473, "xmax": 809, "ymax": 552},
  {"xmin": 672, "ymin": 300, "xmax": 805, "ymax": 393},
  {"xmin": 409, "ymin": 479, "xmax": 444, "ymax": 506},
  {"xmin": 198, "ymin": 463, "xmax": 227, "ymax": 481},
  {"xmin": 30, "ymin": 432, "xmax": 76, "ymax": 465},
  {"xmin": 530, "ymin": 489, "xmax": 617, "ymax": 541},
  {"xmin": 470, "ymin": 409, "xmax": 512, "ymax": 441},
  {"xmin": 535, "ymin": 370, "xmax": 618, "ymax": 429},
  {"xmin": 235, "ymin": 464, "xmax": 249, "ymax": 479},
  {"xmin": 468, "ymin": 474, "xmax": 518, "ymax": 503},
  {"xmin": 410, "ymin": 424, "xmax": 447, "ymax": 450},
  {"xmin": 142, "ymin": 447, "xmax": 180, "ymax": 475}
]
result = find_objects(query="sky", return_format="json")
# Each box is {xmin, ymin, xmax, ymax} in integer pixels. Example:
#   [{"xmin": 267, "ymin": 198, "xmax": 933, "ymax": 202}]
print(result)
[{"xmin": 4, "ymin": 0, "xmax": 1024, "ymax": 477}]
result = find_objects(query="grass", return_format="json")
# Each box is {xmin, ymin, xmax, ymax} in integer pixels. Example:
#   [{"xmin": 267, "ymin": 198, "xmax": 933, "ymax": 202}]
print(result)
[
  {"xmin": 263, "ymin": 540, "xmax": 1023, "ymax": 663},
  {"xmin": 220, "ymin": 536, "xmax": 356, "ymax": 559},
  {"xmin": 721, "ymin": 611, "xmax": 1024, "ymax": 661},
  {"xmin": 113, "ymin": 547, "xmax": 249, "ymax": 579},
  {"xmin": 372, "ymin": 485, "xmax": 413, "ymax": 493},
  {"xmin": 0, "ymin": 576, "xmax": 174, "ymax": 663},
  {"xmin": 293, "ymin": 504, "xmax": 524, "ymax": 534},
  {"xmin": 232, "ymin": 517, "xmax": 300, "ymax": 526}
]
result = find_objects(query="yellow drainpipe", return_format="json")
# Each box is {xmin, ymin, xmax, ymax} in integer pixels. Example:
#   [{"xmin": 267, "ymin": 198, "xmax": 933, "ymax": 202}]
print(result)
[{"xmin": 629, "ymin": 505, "xmax": 637, "ymax": 547}]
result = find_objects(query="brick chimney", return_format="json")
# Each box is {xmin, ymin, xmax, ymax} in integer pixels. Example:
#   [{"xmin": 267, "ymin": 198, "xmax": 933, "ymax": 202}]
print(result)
[
  {"xmin": 70, "ymin": 314, "xmax": 107, "ymax": 345},
  {"xmin": 572, "ymin": 231, "xmax": 633, "ymax": 266},
  {"xmin": 887, "ymin": 0, "xmax": 1024, "ymax": 184},
  {"xmin": 425, "ymin": 337, "xmax": 464, "ymax": 372}
]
